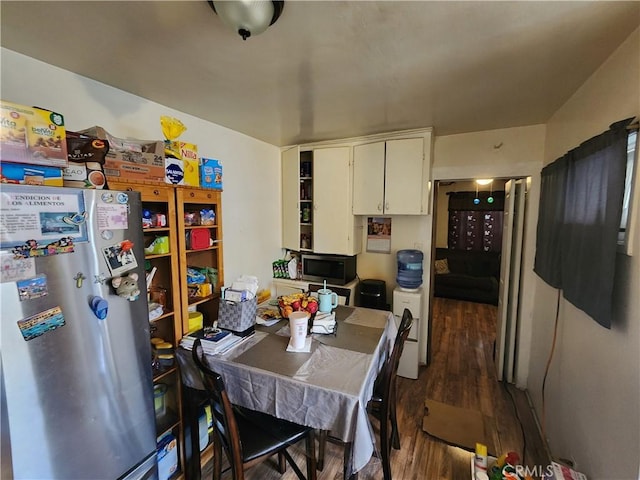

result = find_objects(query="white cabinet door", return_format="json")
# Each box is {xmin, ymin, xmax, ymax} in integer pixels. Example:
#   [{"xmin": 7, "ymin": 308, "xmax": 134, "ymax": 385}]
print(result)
[
  {"xmin": 352, "ymin": 141, "xmax": 385, "ymax": 215},
  {"xmin": 353, "ymin": 138, "xmax": 425, "ymax": 215},
  {"xmin": 273, "ymin": 279, "xmax": 309, "ymax": 297},
  {"xmin": 282, "ymin": 146, "xmax": 300, "ymax": 250},
  {"xmin": 313, "ymin": 146, "xmax": 358, "ymax": 255},
  {"xmin": 385, "ymin": 137, "xmax": 424, "ymax": 214}
]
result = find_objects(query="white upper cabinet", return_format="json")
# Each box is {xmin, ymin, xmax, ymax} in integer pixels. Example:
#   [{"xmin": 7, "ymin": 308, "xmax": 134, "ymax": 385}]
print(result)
[
  {"xmin": 353, "ymin": 134, "xmax": 431, "ymax": 215},
  {"xmin": 352, "ymin": 141, "xmax": 386, "ymax": 214},
  {"xmin": 385, "ymin": 137, "xmax": 425, "ymax": 214},
  {"xmin": 313, "ymin": 146, "xmax": 361, "ymax": 255},
  {"xmin": 282, "ymin": 146, "xmax": 301, "ymax": 251},
  {"xmin": 281, "ymin": 145, "xmax": 362, "ymax": 255}
]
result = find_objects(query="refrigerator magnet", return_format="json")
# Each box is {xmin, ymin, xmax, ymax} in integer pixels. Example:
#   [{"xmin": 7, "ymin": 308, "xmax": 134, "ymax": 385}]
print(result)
[
  {"xmin": 61, "ymin": 212, "xmax": 87, "ymax": 226},
  {"xmin": 73, "ymin": 272, "xmax": 86, "ymax": 288},
  {"xmin": 17, "ymin": 306, "xmax": 65, "ymax": 341},
  {"xmin": 102, "ymin": 240, "xmax": 138, "ymax": 276},
  {"xmin": 0, "ymin": 253, "xmax": 36, "ymax": 284},
  {"xmin": 16, "ymin": 274, "xmax": 48, "ymax": 301},
  {"xmin": 89, "ymin": 295, "xmax": 109, "ymax": 319},
  {"xmin": 101, "ymin": 192, "xmax": 114, "ymax": 203},
  {"xmin": 11, "ymin": 237, "xmax": 75, "ymax": 258},
  {"xmin": 96, "ymin": 204, "xmax": 129, "ymax": 230},
  {"xmin": 111, "ymin": 273, "xmax": 141, "ymax": 302}
]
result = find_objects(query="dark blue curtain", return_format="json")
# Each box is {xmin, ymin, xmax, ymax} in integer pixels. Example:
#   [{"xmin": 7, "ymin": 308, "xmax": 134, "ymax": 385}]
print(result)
[
  {"xmin": 534, "ymin": 119, "xmax": 632, "ymax": 328},
  {"xmin": 534, "ymin": 157, "xmax": 568, "ymax": 288}
]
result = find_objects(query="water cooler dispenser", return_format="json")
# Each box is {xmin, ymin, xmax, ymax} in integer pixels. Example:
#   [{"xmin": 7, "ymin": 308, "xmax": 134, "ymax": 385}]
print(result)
[
  {"xmin": 393, "ymin": 249, "xmax": 425, "ymax": 379},
  {"xmin": 396, "ymin": 249, "xmax": 424, "ymax": 289},
  {"xmin": 393, "ymin": 286, "xmax": 423, "ymax": 379}
]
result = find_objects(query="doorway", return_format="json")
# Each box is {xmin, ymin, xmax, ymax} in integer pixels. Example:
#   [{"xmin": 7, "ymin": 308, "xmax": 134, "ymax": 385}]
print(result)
[{"xmin": 427, "ymin": 177, "xmax": 528, "ymax": 383}]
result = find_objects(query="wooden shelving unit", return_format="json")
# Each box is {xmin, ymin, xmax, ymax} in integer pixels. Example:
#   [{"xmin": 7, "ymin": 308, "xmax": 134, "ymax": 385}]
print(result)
[{"xmin": 176, "ymin": 186, "xmax": 224, "ymax": 335}]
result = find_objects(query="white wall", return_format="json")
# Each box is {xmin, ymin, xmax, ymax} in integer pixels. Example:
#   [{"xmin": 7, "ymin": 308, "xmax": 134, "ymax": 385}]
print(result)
[
  {"xmin": 433, "ymin": 124, "xmax": 546, "ymax": 388},
  {"xmin": 357, "ymin": 216, "xmax": 431, "ymax": 305},
  {"xmin": 527, "ymin": 28, "xmax": 640, "ymax": 480},
  {"xmin": 0, "ymin": 48, "xmax": 283, "ymax": 291},
  {"xmin": 357, "ymin": 214, "xmax": 433, "ymax": 364}
]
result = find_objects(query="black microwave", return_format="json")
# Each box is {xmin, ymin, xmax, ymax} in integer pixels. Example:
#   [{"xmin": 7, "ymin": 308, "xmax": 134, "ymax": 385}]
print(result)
[{"xmin": 301, "ymin": 254, "xmax": 357, "ymax": 286}]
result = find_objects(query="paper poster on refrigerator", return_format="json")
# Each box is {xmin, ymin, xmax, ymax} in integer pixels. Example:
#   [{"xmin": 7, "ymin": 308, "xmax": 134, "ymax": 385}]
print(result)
[{"xmin": 0, "ymin": 185, "xmax": 88, "ymax": 249}]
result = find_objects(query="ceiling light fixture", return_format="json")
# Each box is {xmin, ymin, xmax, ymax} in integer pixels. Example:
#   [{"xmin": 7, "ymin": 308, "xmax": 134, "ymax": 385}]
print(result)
[
  {"xmin": 208, "ymin": 0, "xmax": 285, "ymax": 41},
  {"xmin": 475, "ymin": 178, "xmax": 493, "ymax": 186}
]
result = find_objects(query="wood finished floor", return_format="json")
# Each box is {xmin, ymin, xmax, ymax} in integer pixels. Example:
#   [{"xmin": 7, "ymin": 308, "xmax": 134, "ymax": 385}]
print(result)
[{"xmin": 203, "ymin": 297, "xmax": 549, "ymax": 480}]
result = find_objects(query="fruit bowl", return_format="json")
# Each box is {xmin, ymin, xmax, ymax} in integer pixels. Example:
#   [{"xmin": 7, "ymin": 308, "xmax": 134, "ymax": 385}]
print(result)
[{"xmin": 277, "ymin": 292, "xmax": 319, "ymax": 319}]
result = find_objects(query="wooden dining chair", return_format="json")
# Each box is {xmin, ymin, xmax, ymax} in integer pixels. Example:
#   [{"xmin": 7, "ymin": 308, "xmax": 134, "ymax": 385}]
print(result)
[
  {"xmin": 191, "ymin": 339, "xmax": 317, "ymax": 480},
  {"xmin": 307, "ymin": 283, "xmax": 351, "ymax": 306},
  {"xmin": 367, "ymin": 308, "xmax": 414, "ymax": 480},
  {"xmin": 316, "ymin": 308, "xmax": 413, "ymax": 480}
]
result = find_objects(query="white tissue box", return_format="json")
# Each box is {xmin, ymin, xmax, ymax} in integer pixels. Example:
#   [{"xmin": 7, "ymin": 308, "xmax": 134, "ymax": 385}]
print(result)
[
  {"xmin": 312, "ymin": 312, "xmax": 336, "ymax": 334},
  {"xmin": 224, "ymin": 289, "xmax": 248, "ymax": 302}
]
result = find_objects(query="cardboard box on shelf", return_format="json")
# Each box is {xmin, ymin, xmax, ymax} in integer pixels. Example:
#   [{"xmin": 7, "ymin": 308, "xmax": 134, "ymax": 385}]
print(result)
[
  {"xmin": 81, "ymin": 126, "xmax": 162, "ymax": 154},
  {"xmin": 63, "ymin": 132, "xmax": 110, "ymax": 189},
  {"xmin": 163, "ymin": 140, "xmax": 198, "ymax": 185},
  {"xmin": 165, "ymin": 157, "xmax": 184, "ymax": 185},
  {"xmin": 200, "ymin": 158, "xmax": 222, "ymax": 190},
  {"xmin": 165, "ymin": 140, "xmax": 198, "ymax": 162},
  {"xmin": 0, "ymin": 162, "xmax": 63, "ymax": 186},
  {"xmin": 0, "ymin": 100, "xmax": 68, "ymax": 168},
  {"xmin": 183, "ymin": 158, "xmax": 200, "ymax": 187},
  {"xmin": 104, "ymin": 150, "xmax": 165, "ymax": 183},
  {"xmin": 79, "ymin": 126, "xmax": 165, "ymax": 183}
]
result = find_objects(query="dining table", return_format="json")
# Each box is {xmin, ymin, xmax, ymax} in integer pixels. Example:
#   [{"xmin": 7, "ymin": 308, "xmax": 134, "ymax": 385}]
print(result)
[{"xmin": 177, "ymin": 304, "xmax": 398, "ymax": 480}]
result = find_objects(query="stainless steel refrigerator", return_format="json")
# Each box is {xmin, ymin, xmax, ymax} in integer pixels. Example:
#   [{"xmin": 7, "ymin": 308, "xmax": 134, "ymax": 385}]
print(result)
[{"xmin": 0, "ymin": 185, "xmax": 157, "ymax": 479}]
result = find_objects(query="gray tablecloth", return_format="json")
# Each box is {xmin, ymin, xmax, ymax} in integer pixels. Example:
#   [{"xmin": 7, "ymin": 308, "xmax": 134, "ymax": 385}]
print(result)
[{"xmin": 178, "ymin": 306, "xmax": 397, "ymax": 474}]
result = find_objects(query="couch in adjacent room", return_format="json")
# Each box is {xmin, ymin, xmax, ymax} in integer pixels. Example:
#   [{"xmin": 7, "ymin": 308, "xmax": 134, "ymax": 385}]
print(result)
[{"xmin": 433, "ymin": 248, "xmax": 501, "ymax": 305}]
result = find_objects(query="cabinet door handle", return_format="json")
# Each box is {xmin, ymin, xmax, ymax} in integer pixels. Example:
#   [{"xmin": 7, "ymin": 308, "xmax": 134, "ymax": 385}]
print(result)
[
  {"xmin": 385, "ymin": 202, "xmax": 389, "ymax": 210},
  {"xmin": 377, "ymin": 203, "xmax": 382, "ymax": 211}
]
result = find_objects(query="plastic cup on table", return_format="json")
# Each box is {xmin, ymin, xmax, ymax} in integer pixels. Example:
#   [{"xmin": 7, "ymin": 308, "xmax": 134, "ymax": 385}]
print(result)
[{"xmin": 289, "ymin": 311, "xmax": 309, "ymax": 349}]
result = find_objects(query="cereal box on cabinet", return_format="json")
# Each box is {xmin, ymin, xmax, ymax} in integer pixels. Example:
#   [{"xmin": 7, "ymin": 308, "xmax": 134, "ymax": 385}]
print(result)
[
  {"xmin": 0, "ymin": 100, "xmax": 68, "ymax": 168},
  {"xmin": 0, "ymin": 162, "xmax": 63, "ymax": 186},
  {"xmin": 200, "ymin": 158, "xmax": 222, "ymax": 190}
]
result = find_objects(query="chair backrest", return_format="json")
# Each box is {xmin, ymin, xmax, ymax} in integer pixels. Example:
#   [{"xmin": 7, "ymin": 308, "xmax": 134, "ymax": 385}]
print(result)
[
  {"xmin": 380, "ymin": 308, "xmax": 413, "ymax": 405},
  {"xmin": 307, "ymin": 283, "xmax": 351, "ymax": 306},
  {"xmin": 191, "ymin": 339, "xmax": 245, "ymax": 477}
]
